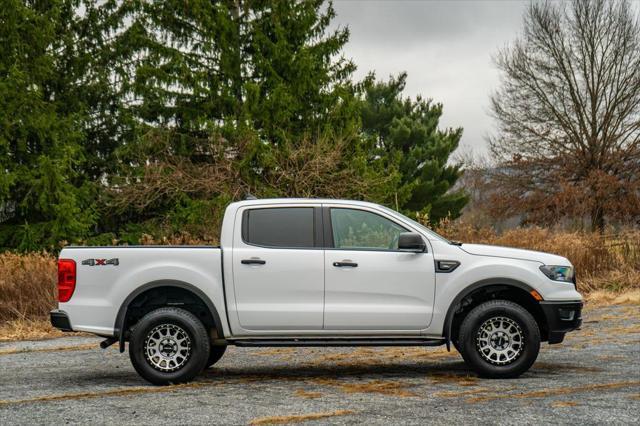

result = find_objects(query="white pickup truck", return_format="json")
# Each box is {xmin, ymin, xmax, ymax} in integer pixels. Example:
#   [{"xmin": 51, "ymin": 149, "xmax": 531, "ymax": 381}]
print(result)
[{"xmin": 51, "ymin": 198, "xmax": 582, "ymax": 385}]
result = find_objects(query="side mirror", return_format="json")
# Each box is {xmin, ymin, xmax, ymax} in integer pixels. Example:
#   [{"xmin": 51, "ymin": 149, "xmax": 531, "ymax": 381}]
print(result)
[{"xmin": 398, "ymin": 232, "xmax": 426, "ymax": 253}]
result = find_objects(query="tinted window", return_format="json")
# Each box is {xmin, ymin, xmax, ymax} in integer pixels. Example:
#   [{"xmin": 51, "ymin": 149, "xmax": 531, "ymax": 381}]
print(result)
[
  {"xmin": 244, "ymin": 208, "xmax": 314, "ymax": 248},
  {"xmin": 330, "ymin": 208, "xmax": 407, "ymax": 250}
]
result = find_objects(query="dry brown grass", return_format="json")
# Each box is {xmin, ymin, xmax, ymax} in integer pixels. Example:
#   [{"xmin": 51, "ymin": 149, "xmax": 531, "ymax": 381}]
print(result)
[
  {"xmin": 253, "ymin": 348, "xmax": 297, "ymax": 357},
  {"xmin": 249, "ymin": 410, "xmax": 354, "ymax": 425},
  {"xmin": 0, "ymin": 342, "xmax": 97, "ymax": 356},
  {"xmin": 433, "ymin": 387, "xmax": 493, "ymax": 398},
  {"xmin": 534, "ymin": 362, "xmax": 602, "ymax": 373},
  {"xmin": 338, "ymin": 380, "xmax": 415, "ymax": 397},
  {"xmin": 0, "ymin": 380, "xmax": 225, "ymax": 407},
  {"xmin": 294, "ymin": 389, "xmax": 322, "ymax": 399},
  {"xmin": 308, "ymin": 377, "xmax": 417, "ymax": 397},
  {"xmin": 307, "ymin": 346, "xmax": 454, "ymax": 368},
  {"xmin": 586, "ymin": 290, "xmax": 640, "ymax": 305},
  {"xmin": 0, "ymin": 252, "xmax": 57, "ymax": 322},
  {"xmin": 428, "ymin": 372, "xmax": 480, "ymax": 386},
  {"xmin": 551, "ymin": 401, "xmax": 579, "ymax": 407},
  {"xmin": 437, "ymin": 222, "xmax": 640, "ymax": 295},
  {"xmin": 0, "ymin": 319, "xmax": 65, "ymax": 342},
  {"xmin": 603, "ymin": 324, "xmax": 640, "ymax": 335},
  {"xmin": 465, "ymin": 380, "xmax": 640, "ymax": 403},
  {"xmin": 1, "ymin": 225, "xmax": 638, "ymax": 341}
]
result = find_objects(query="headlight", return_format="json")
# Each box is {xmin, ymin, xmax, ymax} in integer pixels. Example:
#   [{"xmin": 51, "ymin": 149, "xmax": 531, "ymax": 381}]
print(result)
[{"xmin": 539, "ymin": 265, "xmax": 574, "ymax": 282}]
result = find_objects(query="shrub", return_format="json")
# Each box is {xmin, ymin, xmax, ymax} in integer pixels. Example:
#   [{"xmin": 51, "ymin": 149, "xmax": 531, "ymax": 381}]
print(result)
[
  {"xmin": 0, "ymin": 252, "xmax": 56, "ymax": 321},
  {"xmin": 436, "ymin": 220, "xmax": 639, "ymax": 293},
  {"xmin": 0, "ymin": 226, "xmax": 638, "ymax": 323}
]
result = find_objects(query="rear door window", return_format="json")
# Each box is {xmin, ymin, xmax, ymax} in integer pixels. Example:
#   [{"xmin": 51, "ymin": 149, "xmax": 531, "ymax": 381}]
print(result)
[{"xmin": 243, "ymin": 207, "xmax": 315, "ymax": 248}]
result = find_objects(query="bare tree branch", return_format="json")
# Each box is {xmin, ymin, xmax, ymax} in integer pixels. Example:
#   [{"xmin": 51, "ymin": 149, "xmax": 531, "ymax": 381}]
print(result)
[{"xmin": 489, "ymin": 0, "xmax": 640, "ymax": 231}]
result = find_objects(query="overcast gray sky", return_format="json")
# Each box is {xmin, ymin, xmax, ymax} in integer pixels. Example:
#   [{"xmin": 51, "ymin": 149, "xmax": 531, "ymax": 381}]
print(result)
[{"xmin": 332, "ymin": 0, "xmax": 529, "ymax": 156}]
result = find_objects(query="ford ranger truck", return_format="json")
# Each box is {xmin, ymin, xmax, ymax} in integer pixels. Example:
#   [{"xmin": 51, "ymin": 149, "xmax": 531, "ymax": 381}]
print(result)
[{"xmin": 51, "ymin": 199, "xmax": 583, "ymax": 385}]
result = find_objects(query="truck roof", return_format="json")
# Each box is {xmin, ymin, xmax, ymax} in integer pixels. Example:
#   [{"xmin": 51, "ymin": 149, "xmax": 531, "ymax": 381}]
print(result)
[{"xmin": 229, "ymin": 198, "xmax": 382, "ymax": 208}]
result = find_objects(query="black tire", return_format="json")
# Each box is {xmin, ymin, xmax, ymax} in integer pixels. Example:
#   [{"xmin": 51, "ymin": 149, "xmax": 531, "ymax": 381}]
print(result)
[
  {"xmin": 458, "ymin": 299, "xmax": 540, "ymax": 378},
  {"xmin": 452, "ymin": 339, "xmax": 462, "ymax": 354},
  {"xmin": 206, "ymin": 345, "xmax": 227, "ymax": 368},
  {"xmin": 129, "ymin": 307, "xmax": 210, "ymax": 385}
]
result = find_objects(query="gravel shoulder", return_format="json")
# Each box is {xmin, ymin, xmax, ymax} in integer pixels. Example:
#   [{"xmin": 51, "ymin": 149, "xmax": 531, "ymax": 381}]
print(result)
[{"xmin": 0, "ymin": 304, "xmax": 639, "ymax": 425}]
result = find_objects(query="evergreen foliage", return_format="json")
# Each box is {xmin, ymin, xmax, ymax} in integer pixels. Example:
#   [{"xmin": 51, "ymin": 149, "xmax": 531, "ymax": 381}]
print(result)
[
  {"xmin": 0, "ymin": 0, "xmax": 95, "ymax": 250},
  {"xmin": 360, "ymin": 73, "xmax": 468, "ymax": 222},
  {"xmin": 0, "ymin": 0, "xmax": 466, "ymax": 249}
]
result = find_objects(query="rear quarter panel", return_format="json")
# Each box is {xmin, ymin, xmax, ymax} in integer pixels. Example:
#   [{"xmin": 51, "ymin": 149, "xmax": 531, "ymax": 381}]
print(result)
[{"xmin": 58, "ymin": 247, "xmax": 227, "ymax": 336}]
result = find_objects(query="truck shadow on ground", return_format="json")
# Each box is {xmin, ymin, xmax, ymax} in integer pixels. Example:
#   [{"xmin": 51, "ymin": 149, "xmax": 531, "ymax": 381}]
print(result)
[
  {"xmin": 203, "ymin": 360, "xmax": 473, "ymax": 382},
  {"xmin": 51, "ymin": 360, "xmax": 471, "ymax": 387},
  {"xmin": 201, "ymin": 359, "xmax": 596, "ymax": 384},
  {"xmin": 65, "ymin": 356, "xmax": 600, "ymax": 387}
]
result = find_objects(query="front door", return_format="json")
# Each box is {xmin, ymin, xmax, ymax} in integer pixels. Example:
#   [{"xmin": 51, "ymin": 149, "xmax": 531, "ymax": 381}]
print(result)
[
  {"xmin": 232, "ymin": 206, "xmax": 324, "ymax": 330},
  {"xmin": 323, "ymin": 207, "xmax": 436, "ymax": 330}
]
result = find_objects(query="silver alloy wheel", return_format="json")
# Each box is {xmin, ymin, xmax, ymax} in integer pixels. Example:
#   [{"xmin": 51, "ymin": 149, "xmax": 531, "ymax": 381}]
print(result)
[
  {"xmin": 476, "ymin": 316, "xmax": 524, "ymax": 365},
  {"xmin": 144, "ymin": 323, "xmax": 192, "ymax": 372}
]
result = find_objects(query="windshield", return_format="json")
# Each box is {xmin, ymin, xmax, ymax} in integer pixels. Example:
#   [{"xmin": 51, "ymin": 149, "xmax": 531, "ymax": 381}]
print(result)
[{"xmin": 378, "ymin": 206, "xmax": 451, "ymax": 243}]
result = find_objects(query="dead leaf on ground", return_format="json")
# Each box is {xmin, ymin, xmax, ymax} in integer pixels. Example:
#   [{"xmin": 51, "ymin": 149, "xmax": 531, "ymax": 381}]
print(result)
[{"xmin": 249, "ymin": 409, "xmax": 354, "ymax": 425}]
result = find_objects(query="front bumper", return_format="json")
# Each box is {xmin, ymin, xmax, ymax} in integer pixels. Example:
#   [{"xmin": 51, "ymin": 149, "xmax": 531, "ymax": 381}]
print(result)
[
  {"xmin": 539, "ymin": 301, "xmax": 583, "ymax": 344},
  {"xmin": 50, "ymin": 310, "xmax": 73, "ymax": 332}
]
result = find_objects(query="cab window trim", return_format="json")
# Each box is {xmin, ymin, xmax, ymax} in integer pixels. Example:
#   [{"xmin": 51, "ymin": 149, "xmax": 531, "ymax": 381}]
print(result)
[
  {"xmin": 323, "ymin": 206, "xmax": 410, "ymax": 252},
  {"xmin": 241, "ymin": 206, "xmax": 323, "ymax": 250}
]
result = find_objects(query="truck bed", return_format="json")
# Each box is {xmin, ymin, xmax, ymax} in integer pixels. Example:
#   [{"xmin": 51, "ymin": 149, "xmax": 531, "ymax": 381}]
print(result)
[{"xmin": 58, "ymin": 246, "xmax": 225, "ymax": 336}]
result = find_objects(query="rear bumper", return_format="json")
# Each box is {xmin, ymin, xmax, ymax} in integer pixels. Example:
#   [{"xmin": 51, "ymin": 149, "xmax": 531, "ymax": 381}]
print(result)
[
  {"xmin": 50, "ymin": 310, "xmax": 73, "ymax": 332},
  {"xmin": 539, "ymin": 301, "xmax": 583, "ymax": 344}
]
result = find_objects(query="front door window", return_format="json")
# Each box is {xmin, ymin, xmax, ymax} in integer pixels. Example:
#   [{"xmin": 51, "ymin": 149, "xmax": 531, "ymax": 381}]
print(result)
[{"xmin": 330, "ymin": 208, "xmax": 406, "ymax": 251}]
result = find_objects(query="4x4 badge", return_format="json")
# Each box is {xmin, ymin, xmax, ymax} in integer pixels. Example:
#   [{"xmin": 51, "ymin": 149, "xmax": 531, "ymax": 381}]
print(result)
[{"xmin": 82, "ymin": 258, "xmax": 119, "ymax": 266}]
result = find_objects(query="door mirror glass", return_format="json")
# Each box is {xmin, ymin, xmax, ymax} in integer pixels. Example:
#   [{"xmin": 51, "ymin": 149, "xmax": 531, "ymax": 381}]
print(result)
[{"xmin": 398, "ymin": 232, "xmax": 426, "ymax": 253}]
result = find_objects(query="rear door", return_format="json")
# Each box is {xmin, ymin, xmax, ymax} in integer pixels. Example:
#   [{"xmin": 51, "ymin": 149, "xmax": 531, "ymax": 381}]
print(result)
[
  {"xmin": 323, "ymin": 206, "xmax": 436, "ymax": 331},
  {"xmin": 232, "ymin": 205, "xmax": 325, "ymax": 330}
]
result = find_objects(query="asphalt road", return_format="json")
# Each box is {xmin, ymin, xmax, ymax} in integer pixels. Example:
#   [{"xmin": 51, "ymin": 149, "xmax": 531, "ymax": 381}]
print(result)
[{"xmin": 1, "ymin": 304, "xmax": 639, "ymax": 425}]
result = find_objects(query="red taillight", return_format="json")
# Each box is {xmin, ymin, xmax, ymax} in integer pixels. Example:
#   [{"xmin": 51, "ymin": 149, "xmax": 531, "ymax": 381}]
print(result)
[{"xmin": 57, "ymin": 259, "xmax": 76, "ymax": 303}]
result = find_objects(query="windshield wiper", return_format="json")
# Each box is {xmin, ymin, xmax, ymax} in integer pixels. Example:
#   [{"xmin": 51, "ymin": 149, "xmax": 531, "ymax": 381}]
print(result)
[{"xmin": 449, "ymin": 241, "xmax": 463, "ymax": 246}]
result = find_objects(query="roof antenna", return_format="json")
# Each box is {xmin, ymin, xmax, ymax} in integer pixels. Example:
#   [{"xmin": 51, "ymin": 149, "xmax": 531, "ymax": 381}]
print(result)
[{"xmin": 245, "ymin": 192, "xmax": 257, "ymax": 200}]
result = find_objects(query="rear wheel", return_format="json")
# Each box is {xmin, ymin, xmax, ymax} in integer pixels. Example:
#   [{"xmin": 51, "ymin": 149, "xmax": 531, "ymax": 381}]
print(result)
[
  {"xmin": 129, "ymin": 307, "xmax": 210, "ymax": 385},
  {"xmin": 206, "ymin": 345, "xmax": 227, "ymax": 368},
  {"xmin": 458, "ymin": 299, "xmax": 540, "ymax": 378}
]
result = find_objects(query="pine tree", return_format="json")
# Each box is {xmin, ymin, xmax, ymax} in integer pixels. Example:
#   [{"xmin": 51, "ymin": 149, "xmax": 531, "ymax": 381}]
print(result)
[
  {"xmin": 0, "ymin": 0, "xmax": 96, "ymax": 250},
  {"xmin": 360, "ymin": 72, "xmax": 468, "ymax": 222},
  {"xmin": 100, "ymin": 0, "xmax": 380, "ymax": 240},
  {"xmin": 111, "ymin": 0, "xmax": 359, "ymax": 155},
  {"xmin": 242, "ymin": 0, "xmax": 358, "ymax": 143},
  {"xmin": 0, "ymin": 1, "xmax": 464, "ymax": 248}
]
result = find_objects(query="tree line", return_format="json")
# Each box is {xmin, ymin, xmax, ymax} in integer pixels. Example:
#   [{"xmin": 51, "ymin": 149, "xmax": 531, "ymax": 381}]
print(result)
[
  {"xmin": 2, "ymin": 0, "xmax": 638, "ymax": 251},
  {"xmin": 488, "ymin": 0, "xmax": 639, "ymax": 232},
  {"xmin": 0, "ymin": 0, "xmax": 466, "ymax": 250}
]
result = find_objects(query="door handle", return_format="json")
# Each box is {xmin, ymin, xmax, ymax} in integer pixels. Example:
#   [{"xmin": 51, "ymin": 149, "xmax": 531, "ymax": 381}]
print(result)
[
  {"xmin": 333, "ymin": 261, "xmax": 358, "ymax": 267},
  {"xmin": 241, "ymin": 258, "xmax": 266, "ymax": 265}
]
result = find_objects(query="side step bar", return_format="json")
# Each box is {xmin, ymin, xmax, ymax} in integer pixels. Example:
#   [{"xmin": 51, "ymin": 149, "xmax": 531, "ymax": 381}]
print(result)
[{"xmin": 230, "ymin": 338, "xmax": 445, "ymax": 347}]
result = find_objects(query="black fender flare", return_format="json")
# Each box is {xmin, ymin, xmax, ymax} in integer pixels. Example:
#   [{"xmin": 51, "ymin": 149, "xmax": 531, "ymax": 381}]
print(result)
[
  {"xmin": 442, "ymin": 278, "xmax": 535, "ymax": 350},
  {"xmin": 114, "ymin": 280, "xmax": 225, "ymax": 352}
]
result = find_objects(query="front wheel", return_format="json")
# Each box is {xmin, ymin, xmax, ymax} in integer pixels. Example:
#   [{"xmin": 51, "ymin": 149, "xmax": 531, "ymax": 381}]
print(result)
[
  {"xmin": 458, "ymin": 299, "xmax": 540, "ymax": 378},
  {"xmin": 129, "ymin": 307, "xmax": 210, "ymax": 385}
]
